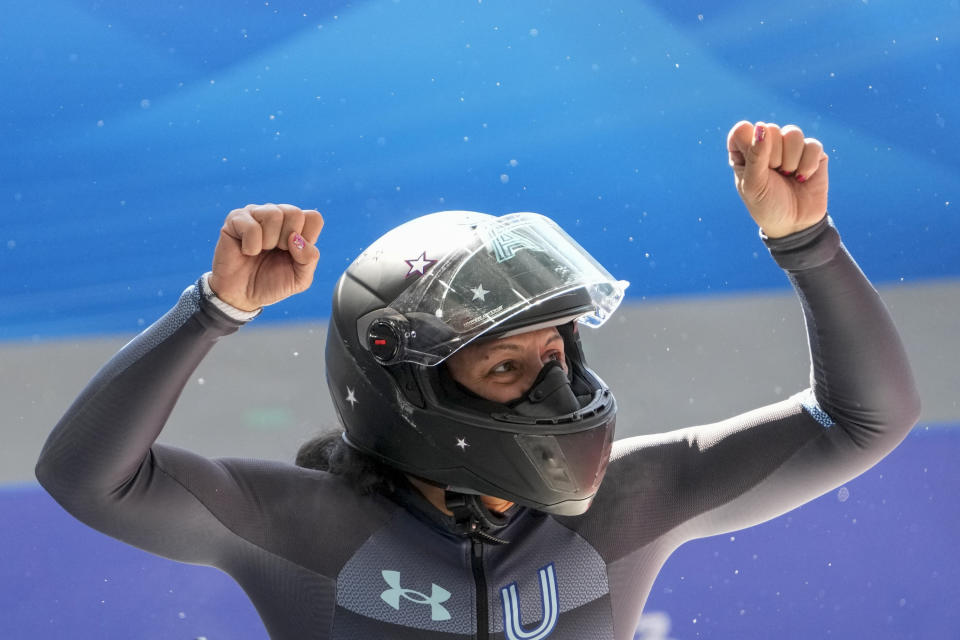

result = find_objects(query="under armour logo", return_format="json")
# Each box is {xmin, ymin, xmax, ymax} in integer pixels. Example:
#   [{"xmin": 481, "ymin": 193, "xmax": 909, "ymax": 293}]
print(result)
[{"xmin": 380, "ymin": 570, "xmax": 452, "ymax": 621}]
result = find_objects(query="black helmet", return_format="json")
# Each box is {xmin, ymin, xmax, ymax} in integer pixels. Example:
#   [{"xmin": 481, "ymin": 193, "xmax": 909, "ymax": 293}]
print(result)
[{"xmin": 325, "ymin": 211, "xmax": 628, "ymax": 516}]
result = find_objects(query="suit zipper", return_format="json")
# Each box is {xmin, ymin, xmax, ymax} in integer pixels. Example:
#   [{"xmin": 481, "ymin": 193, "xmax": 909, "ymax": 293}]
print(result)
[{"xmin": 471, "ymin": 536, "xmax": 489, "ymax": 640}]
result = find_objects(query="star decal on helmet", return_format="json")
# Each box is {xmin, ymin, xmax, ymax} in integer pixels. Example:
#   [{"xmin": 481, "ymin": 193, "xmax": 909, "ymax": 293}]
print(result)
[
  {"xmin": 455, "ymin": 438, "xmax": 470, "ymax": 451},
  {"xmin": 404, "ymin": 252, "xmax": 437, "ymax": 278},
  {"xmin": 470, "ymin": 284, "xmax": 489, "ymax": 302},
  {"xmin": 345, "ymin": 387, "xmax": 358, "ymax": 408}
]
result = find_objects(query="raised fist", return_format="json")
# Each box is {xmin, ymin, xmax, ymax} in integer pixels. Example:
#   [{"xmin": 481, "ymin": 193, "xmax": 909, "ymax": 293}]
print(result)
[
  {"xmin": 727, "ymin": 121, "xmax": 829, "ymax": 238},
  {"xmin": 209, "ymin": 203, "xmax": 324, "ymax": 311}
]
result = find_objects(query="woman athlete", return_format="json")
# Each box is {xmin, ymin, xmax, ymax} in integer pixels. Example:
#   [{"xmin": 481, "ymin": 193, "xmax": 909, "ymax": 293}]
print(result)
[{"xmin": 36, "ymin": 121, "xmax": 920, "ymax": 639}]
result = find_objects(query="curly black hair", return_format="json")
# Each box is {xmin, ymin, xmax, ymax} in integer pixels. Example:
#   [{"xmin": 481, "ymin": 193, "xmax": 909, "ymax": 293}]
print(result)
[{"xmin": 295, "ymin": 428, "xmax": 402, "ymax": 496}]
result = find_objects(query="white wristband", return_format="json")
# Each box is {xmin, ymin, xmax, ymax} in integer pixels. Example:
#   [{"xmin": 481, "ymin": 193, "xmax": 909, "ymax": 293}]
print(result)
[{"xmin": 200, "ymin": 272, "xmax": 262, "ymax": 322}]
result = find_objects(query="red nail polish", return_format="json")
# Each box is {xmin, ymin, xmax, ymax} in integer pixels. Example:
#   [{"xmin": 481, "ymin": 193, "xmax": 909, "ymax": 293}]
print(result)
[
  {"xmin": 293, "ymin": 233, "xmax": 306, "ymax": 250},
  {"xmin": 795, "ymin": 174, "xmax": 807, "ymax": 183},
  {"xmin": 755, "ymin": 124, "xmax": 765, "ymax": 143}
]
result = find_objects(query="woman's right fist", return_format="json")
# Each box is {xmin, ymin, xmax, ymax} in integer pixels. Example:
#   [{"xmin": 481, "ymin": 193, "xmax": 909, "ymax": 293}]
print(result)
[{"xmin": 209, "ymin": 204, "xmax": 323, "ymax": 311}]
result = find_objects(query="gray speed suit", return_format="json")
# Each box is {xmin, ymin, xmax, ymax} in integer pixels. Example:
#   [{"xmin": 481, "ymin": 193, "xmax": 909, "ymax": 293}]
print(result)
[{"xmin": 36, "ymin": 218, "xmax": 921, "ymax": 639}]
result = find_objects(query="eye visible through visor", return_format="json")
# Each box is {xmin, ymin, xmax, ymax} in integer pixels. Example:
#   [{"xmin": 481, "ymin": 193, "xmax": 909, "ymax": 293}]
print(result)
[{"xmin": 385, "ymin": 212, "xmax": 629, "ymax": 366}]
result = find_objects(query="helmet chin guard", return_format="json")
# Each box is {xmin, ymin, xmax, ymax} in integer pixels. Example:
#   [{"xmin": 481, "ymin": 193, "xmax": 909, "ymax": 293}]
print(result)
[{"xmin": 325, "ymin": 211, "xmax": 626, "ymax": 515}]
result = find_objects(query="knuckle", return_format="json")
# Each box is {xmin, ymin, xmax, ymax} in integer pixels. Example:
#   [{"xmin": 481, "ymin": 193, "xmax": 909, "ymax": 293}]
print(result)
[
  {"xmin": 729, "ymin": 120, "xmax": 752, "ymax": 137},
  {"xmin": 782, "ymin": 130, "xmax": 804, "ymax": 144}
]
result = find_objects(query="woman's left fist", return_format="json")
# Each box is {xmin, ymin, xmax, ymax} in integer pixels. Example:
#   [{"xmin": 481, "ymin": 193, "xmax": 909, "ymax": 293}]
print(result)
[{"xmin": 726, "ymin": 121, "xmax": 829, "ymax": 238}]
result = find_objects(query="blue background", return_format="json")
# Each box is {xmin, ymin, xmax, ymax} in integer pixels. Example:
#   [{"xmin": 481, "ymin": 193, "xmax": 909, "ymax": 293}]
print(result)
[
  {"xmin": 2, "ymin": 0, "xmax": 957, "ymax": 339},
  {"xmin": 2, "ymin": 1, "xmax": 958, "ymax": 638}
]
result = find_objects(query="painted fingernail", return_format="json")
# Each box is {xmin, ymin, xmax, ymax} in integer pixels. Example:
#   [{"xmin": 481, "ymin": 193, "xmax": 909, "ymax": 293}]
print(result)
[
  {"xmin": 778, "ymin": 168, "xmax": 791, "ymax": 176},
  {"xmin": 755, "ymin": 124, "xmax": 765, "ymax": 143},
  {"xmin": 292, "ymin": 233, "xmax": 306, "ymax": 250},
  {"xmin": 795, "ymin": 174, "xmax": 807, "ymax": 183}
]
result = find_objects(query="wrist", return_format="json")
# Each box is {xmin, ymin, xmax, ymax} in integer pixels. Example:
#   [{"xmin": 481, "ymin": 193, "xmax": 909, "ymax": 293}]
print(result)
[
  {"xmin": 762, "ymin": 215, "xmax": 840, "ymax": 272},
  {"xmin": 758, "ymin": 213, "xmax": 828, "ymax": 240},
  {"xmin": 201, "ymin": 272, "xmax": 262, "ymax": 321}
]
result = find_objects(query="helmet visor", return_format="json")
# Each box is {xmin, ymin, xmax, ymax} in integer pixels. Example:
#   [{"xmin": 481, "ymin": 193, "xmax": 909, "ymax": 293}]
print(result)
[{"xmin": 390, "ymin": 212, "xmax": 628, "ymax": 365}]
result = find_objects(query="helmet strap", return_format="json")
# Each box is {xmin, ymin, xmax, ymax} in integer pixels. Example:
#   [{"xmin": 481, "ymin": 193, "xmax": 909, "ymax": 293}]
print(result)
[{"xmin": 444, "ymin": 492, "xmax": 511, "ymax": 544}]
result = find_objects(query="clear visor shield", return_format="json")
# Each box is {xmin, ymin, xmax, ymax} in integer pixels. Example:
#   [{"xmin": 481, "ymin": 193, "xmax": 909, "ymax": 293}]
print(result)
[{"xmin": 390, "ymin": 212, "xmax": 629, "ymax": 365}]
